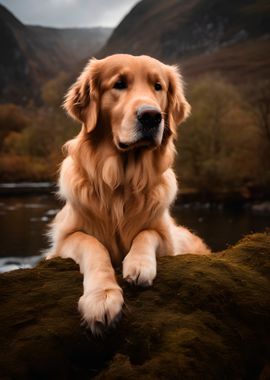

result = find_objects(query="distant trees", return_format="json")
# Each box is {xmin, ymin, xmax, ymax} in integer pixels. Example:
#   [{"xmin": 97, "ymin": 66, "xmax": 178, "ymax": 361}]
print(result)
[
  {"xmin": 246, "ymin": 80, "xmax": 270, "ymax": 186},
  {"xmin": 0, "ymin": 73, "xmax": 78, "ymax": 181},
  {"xmin": 0, "ymin": 104, "xmax": 30, "ymax": 148},
  {"xmin": 175, "ymin": 75, "xmax": 262, "ymax": 192},
  {"xmin": 41, "ymin": 72, "xmax": 71, "ymax": 108},
  {"xmin": 0, "ymin": 71, "xmax": 269, "ymax": 194},
  {"xmin": 250, "ymin": 80, "xmax": 270, "ymax": 144}
]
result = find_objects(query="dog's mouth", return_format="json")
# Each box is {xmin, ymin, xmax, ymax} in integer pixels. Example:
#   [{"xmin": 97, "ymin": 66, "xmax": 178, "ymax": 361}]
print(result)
[
  {"xmin": 117, "ymin": 142, "xmax": 132, "ymax": 150},
  {"xmin": 117, "ymin": 136, "xmax": 160, "ymax": 151},
  {"xmin": 116, "ymin": 122, "xmax": 164, "ymax": 152}
]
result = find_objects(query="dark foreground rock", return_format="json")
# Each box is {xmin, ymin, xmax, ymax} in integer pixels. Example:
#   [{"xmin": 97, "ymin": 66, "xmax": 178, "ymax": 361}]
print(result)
[{"xmin": 0, "ymin": 234, "xmax": 270, "ymax": 380}]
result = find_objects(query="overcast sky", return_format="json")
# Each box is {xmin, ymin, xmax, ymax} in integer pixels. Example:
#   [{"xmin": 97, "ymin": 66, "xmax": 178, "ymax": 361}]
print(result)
[{"xmin": 0, "ymin": 0, "xmax": 139, "ymax": 28}]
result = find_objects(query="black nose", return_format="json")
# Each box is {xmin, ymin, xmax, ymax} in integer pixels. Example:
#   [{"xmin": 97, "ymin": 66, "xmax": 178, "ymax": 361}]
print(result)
[{"xmin": 137, "ymin": 106, "xmax": 162, "ymax": 128}]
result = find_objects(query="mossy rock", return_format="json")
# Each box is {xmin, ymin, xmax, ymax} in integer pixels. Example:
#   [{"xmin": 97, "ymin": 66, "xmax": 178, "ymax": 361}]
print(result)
[{"xmin": 0, "ymin": 233, "xmax": 270, "ymax": 380}]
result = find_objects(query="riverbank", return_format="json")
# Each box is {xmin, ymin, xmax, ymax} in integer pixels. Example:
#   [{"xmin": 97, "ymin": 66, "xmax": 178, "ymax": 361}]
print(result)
[
  {"xmin": 1, "ymin": 182, "xmax": 270, "ymax": 205},
  {"xmin": 177, "ymin": 187, "xmax": 270, "ymax": 207},
  {"xmin": 0, "ymin": 182, "xmax": 55, "ymax": 196}
]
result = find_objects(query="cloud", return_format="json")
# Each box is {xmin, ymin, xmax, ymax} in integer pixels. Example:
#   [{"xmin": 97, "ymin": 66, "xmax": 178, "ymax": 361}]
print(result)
[{"xmin": 0, "ymin": 0, "xmax": 139, "ymax": 27}]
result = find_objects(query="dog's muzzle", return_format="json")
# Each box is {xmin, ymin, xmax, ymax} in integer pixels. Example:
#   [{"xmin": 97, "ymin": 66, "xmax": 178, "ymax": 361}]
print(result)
[{"xmin": 117, "ymin": 105, "xmax": 164, "ymax": 151}]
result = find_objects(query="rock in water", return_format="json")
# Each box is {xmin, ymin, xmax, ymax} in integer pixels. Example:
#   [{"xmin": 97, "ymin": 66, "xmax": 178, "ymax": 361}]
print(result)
[{"xmin": 0, "ymin": 233, "xmax": 269, "ymax": 379}]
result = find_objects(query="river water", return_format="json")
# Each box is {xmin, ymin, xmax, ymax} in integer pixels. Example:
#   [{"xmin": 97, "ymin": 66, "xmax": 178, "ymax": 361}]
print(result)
[{"xmin": 0, "ymin": 193, "xmax": 269, "ymax": 262}]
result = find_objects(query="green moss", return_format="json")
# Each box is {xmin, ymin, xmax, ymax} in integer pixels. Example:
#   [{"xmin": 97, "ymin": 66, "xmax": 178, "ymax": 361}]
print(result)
[{"xmin": 0, "ymin": 233, "xmax": 270, "ymax": 379}]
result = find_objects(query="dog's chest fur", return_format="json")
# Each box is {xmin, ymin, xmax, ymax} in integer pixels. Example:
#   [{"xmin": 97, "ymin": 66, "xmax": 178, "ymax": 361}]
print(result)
[
  {"xmin": 59, "ymin": 153, "xmax": 177, "ymax": 265},
  {"xmin": 81, "ymin": 185, "xmax": 164, "ymax": 264}
]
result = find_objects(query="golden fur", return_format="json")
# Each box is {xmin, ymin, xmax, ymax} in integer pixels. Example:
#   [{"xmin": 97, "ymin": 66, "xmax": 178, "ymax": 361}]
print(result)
[{"xmin": 47, "ymin": 54, "xmax": 209, "ymax": 334}]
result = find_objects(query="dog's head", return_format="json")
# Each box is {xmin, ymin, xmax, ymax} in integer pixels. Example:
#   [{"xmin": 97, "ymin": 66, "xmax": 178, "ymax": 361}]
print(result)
[{"xmin": 64, "ymin": 54, "xmax": 190, "ymax": 151}]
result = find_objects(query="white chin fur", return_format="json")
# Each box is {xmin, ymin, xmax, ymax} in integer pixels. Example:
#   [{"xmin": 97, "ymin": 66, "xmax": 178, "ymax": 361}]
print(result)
[{"xmin": 117, "ymin": 124, "xmax": 164, "ymax": 151}]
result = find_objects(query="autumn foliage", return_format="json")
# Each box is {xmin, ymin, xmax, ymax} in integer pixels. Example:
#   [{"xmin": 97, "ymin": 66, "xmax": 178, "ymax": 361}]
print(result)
[
  {"xmin": 176, "ymin": 75, "xmax": 270, "ymax": 193},
  {"xmin": 0, "ymin": 73, "xmax": 78, "ymax": 181},
  {"xmin": 0, "ymin": 73, "xmax": 269, "ymax": 194}
]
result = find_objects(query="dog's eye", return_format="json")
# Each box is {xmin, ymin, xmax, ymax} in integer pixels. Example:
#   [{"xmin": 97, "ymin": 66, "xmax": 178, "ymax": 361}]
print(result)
[
  {"xmin": 113, "ymin": 79, "xmax": 127, "ymax": 90},
  {"xmin": 154, "ymin": 82, "xmax": 162, "ymax": 91}
]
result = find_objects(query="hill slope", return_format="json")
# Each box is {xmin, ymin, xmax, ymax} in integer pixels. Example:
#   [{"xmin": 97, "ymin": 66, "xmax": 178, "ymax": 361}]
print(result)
[
  {"xmin": 0, "ymin": 5, "xmax": 111, "ymax": 104},
  {"xmin": 99, "ymin": 0, "xmax": 270, "ymax": 82}
]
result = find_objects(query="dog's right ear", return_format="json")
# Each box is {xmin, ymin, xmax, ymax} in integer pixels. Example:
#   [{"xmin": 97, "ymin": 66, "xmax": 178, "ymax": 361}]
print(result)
[
  {"xmin": 166, "ymin": 65, "xmax": 191, "ymax": 135},
  {"xmin": 63, "ymin": 58, "xmax": 100, "ymax": 133}
]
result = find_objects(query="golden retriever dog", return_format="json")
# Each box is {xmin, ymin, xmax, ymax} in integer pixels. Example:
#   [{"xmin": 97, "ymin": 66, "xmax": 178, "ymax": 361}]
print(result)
[{"xmin": 47, "ymin": 54, "xmax": 209, "ymax": 334}]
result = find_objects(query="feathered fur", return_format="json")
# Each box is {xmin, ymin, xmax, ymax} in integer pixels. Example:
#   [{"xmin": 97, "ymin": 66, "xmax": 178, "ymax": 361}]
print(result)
[{"xmin": 46, "ymin": 54, "xmax": 209, "ymax": 334}]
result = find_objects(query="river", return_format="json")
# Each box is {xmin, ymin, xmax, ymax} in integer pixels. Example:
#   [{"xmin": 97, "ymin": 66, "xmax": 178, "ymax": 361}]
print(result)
[{"xmin": 0, "ymin": 192, "xmax": 269, "ymax": 263}]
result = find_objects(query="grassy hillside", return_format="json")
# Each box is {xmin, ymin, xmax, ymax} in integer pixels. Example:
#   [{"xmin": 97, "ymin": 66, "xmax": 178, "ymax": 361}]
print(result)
[
  {"xmin": 99, "ymin": 0, "xmax": 270, "ymax": 82},
  {"xmin": 181, "ymin": 38, "xmax": 270, "ymax": 83}
]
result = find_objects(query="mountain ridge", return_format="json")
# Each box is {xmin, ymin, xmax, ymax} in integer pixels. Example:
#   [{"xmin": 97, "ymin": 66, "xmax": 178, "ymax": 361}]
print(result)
[{"xmin": 0, "ymin": 4, "xmax": 111, "ymax": 104}]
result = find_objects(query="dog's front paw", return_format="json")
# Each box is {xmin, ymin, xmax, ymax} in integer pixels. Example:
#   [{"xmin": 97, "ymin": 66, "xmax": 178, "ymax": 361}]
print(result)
[
  {"xmin": 78, "ymin": 287, "xmax": 124, "ymax": 335},
  {"xmin": 123, "ymin": 253, "xmax": 156, "ymax": 287}
]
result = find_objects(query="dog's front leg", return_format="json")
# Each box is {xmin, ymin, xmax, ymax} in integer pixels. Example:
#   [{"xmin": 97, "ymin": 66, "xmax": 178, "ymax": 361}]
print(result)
[
  {"xmin": 123, "ymin": 230, "xmax": 161, "ymax": 287},
  {"xmin": 57, "ymin": 232, "xmax": 123, "ymax": 334}
]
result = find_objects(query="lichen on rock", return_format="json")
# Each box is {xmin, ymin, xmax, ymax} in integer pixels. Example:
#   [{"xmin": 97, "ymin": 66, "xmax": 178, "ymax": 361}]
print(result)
[{"xmin": 0, "ymin": 233, "xmax": 270, "ymax": 379}]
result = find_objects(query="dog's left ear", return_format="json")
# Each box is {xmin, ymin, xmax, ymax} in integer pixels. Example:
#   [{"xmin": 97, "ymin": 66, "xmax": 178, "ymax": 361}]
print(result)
[
  {"xmin": 166, "ymin": 65, "xmax": 191, "ymax": 133},
  {"xmin": 63, "ymin": 58, "xmax": 100, "ymax": 133}
]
